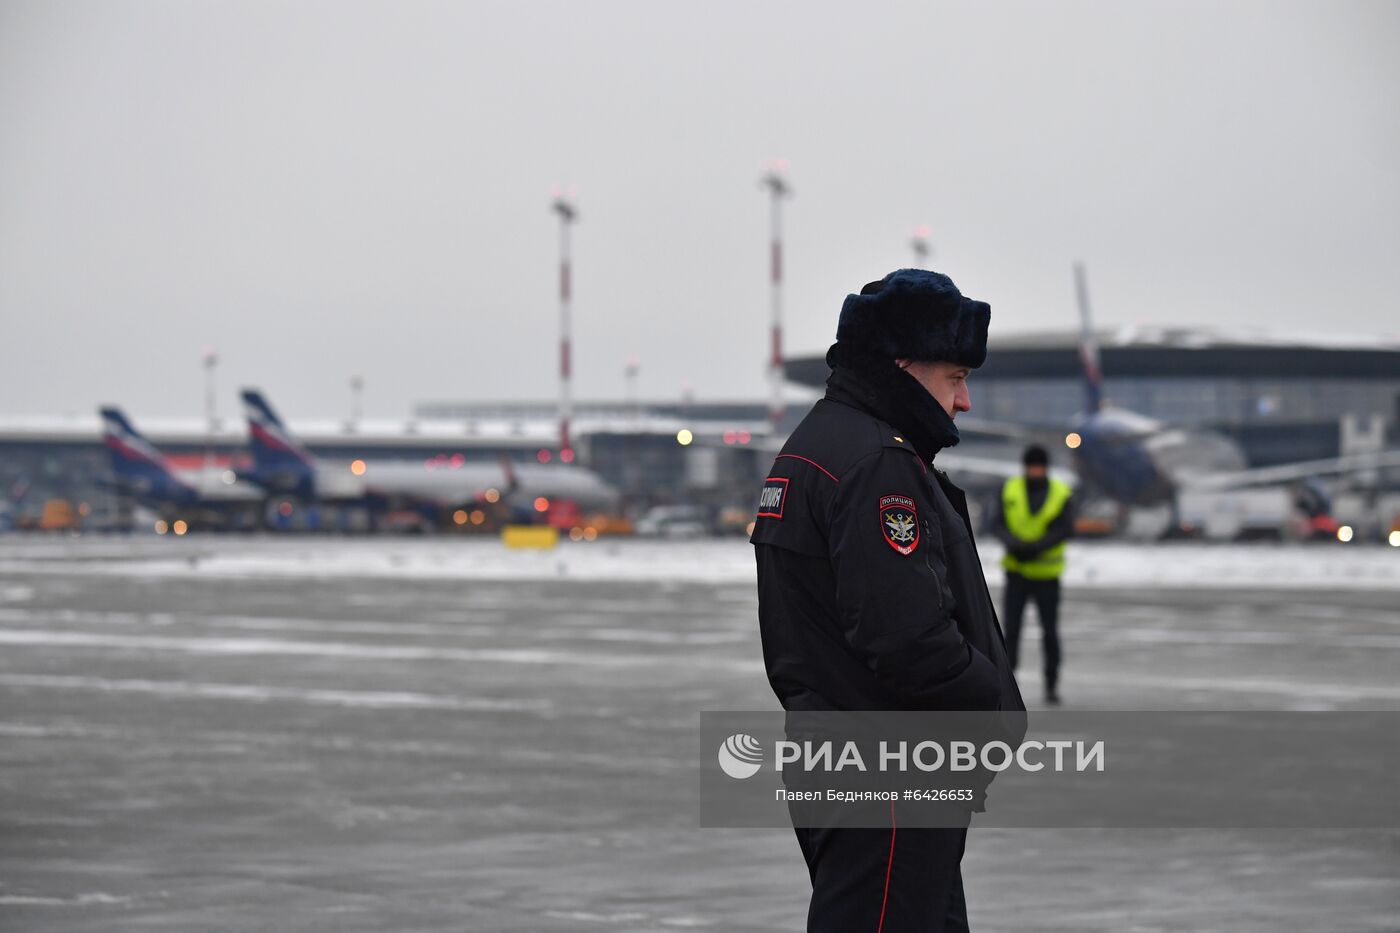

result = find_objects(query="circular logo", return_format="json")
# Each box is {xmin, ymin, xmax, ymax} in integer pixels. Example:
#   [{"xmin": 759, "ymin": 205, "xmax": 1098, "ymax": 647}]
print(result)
[{"xmin": 717, "ymin": 733, "xmax": 764, "ymax": 780}]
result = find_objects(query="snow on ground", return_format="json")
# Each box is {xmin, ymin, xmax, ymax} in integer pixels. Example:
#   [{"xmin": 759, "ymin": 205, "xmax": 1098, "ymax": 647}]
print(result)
[
  {"xmin": 0, "ymin": 533, "xmax": 1396, "ymax": 589},
  {"xmin": 1, "ymin": 533, "xmax": 1395, "ymax": 930}
]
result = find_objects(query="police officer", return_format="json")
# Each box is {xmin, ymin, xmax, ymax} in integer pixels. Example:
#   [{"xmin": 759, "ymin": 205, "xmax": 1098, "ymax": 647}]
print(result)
[
  {"xmin": 751, "ymin": 269, "xmax": 1024, "ymax": 933},
  {"xmin": 992, "ymin": 445, "xmax": 1074, "ymax": 705}
]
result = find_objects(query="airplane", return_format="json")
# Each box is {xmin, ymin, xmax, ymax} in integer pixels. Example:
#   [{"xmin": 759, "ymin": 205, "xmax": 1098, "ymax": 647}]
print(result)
[
  {"xmin": 99, "ymin": 406, "xmax": 265, "ymax": 530},
  {"xmin": 1058, "ymin": 263, "xmax": 1400, "ymax": 511},
  {"xmin": 927, "ymin": 264, "xmax": 1400, "ymax": 536},
  {"xmin": 748, "ymin": 263, "xmax": 1400, "ymax": 537},
  {"xmin": 238, "ymin": 389, "xmax": 620, "ymax": 527}
]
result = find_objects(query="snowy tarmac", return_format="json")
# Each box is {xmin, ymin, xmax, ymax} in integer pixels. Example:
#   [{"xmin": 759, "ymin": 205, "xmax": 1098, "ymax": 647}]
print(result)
[{"xmin": 0, "ymin": 535, "xmax": 1396, "ymax": 931}]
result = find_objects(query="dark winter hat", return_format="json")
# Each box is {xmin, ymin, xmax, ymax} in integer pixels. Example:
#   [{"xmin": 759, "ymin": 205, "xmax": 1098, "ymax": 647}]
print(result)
[
  {"xmin": 834, "ymin": 268, "xmax": 991, "ymax": 367},
  {"xmin": 1023, "ymin": 444, "xmax": 1049, "ymax": 467}
]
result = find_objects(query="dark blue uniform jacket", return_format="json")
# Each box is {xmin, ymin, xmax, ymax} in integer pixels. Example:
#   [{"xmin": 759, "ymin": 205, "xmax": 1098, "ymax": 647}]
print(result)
[{"xmin": 751, "ymin": 376, "xmax": 1025, "ymax": 716}]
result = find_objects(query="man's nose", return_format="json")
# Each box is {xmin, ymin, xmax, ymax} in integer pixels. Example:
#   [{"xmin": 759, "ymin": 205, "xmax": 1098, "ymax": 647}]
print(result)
[{"xmin": 956, "ymin": 387, "xmax": 972, "ymax": 413}]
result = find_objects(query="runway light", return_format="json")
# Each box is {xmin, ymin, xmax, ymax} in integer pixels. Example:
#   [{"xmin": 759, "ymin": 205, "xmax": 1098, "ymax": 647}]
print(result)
[
  {"xmin": 1337, "ymin": 525, "xmax": 1354, "ymax": 543},
  {"xmin": 470, "ymin": 509, "xmax": 486, "ymax": 525},
  {"xmin": 484, "ymin": 488, "xmax": 501, "ymax": 503},
  {"xmin": 450, "ymin": 453, "xmax": 464, "ymax": 468},
  {"xmin": 1389, "ymin": 530, "xmax": 1400, "ymax": 548},
  {"xmin": 560, "ymin": 447, "xmax": 575, "ymax": 464},
  {"xmin": 1065, "ymin": 432, "xmax": 1082, "ymax": 450},
  {"xmin": 154, "ymin": 520, "xmax": 169, "ymax": 535},
  {"xmin": 453, "ymin": 509, "xmax": 468, "ymax": 525},
  {"xmin": 424, "ymin": 457, "xmax": 437, "ymax": 470},
  {"xmin": 221, "ymin": 470, "xmax": 238, "ymax": 485},
  {"xmin": 537, "ymin": 448, "xmax": 552, "ymax": 464},
  {"xmin": 350, "ymin": 459, "xmax": 367, "ymax": 476},
  {"xmin": 569, "ymin": 526, "xmax": 585, "ymax": 541},
  {"xmin": 583, "ymin": 526, "xmax": 598, "ymax": 541},
  {"xmin": 534, "ymin": 496, "xmax": 550, "ymax": 513},
  {"xmin": 676, "ymin": 429, "xmax": 694, "ymax": 446},
  {"xmin": 172, "ymin": 519, "xmax": 189, "ymax": 536},
  {"xmin": 278, "ymin": 501, "xmax": 294, "ymax": 517},
  {"xmin": 738, "ymin": 431, "xmax": 751, "ymax": 444},
  {"xmin": 724, "ymin": 430, "xmax": 737, "ymax": 444}
]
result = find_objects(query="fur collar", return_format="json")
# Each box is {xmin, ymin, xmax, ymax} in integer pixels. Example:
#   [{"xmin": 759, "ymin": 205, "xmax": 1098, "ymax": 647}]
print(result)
[{"xmin": 823, "ymin": 344, "xmax": 961, "ymax": 462}]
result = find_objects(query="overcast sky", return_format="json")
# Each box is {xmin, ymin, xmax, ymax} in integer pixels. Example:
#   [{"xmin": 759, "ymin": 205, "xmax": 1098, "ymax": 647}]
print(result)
[{"xmin": 1, "ymin": 0, "xmax": 1396, "ymax": 420}]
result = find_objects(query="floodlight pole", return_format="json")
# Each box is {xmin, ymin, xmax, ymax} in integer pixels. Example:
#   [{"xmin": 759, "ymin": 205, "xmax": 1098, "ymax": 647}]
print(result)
[
  {"xmin": 202, "ymin": 349, "xmax": 218, "ymax": 491},
  {"xmin": 910, "ymin": 224, "xmax": 932, "ymax": 268},
  {"xmin": 552, "ymin": 195, "xmax": 578, "ymax": 457},
  {"xmin": 761, "ymin": 166, "xmax": 791, "ymax": 430}
]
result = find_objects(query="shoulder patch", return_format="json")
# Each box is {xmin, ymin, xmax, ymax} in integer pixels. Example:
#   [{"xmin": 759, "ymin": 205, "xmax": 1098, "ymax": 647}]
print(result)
[
  {"xmin": 878, "ymin": 494, "xmax": 919, "ymax": 555},
  {"xmin": 758, "ymin": 476, "xmax": 789, "ymax": 518}
]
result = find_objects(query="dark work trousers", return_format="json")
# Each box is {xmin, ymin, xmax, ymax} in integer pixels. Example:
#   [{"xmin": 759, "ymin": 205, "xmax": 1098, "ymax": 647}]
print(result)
[
  {"xmin": 1003, "ymin": 572, "xmax": 1062, "ymax": 694},
  {"xmin": 793, "ymin": 812, "xmax": 969, "ymax": 933}
]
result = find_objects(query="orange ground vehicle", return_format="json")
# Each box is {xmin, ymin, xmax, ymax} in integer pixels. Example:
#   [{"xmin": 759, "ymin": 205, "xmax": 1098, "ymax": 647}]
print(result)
[{"xmin": 38, "ymin": 499, "xmax": 79, "ymax": 531}]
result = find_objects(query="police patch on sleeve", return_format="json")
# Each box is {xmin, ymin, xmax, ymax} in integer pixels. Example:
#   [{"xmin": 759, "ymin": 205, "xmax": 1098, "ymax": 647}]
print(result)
[
  {"xmin": 758, "ymin": 476, "xmax": 789, "ymax": 518},
  {"xmin": 878, "ymin": 494, "xmax": 920, "ymax": 555}
]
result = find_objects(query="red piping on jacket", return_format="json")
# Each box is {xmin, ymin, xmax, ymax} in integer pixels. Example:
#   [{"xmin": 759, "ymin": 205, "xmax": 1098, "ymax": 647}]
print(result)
[{"xmin": 775, "ymin": 453, "xmax": 838, "ymax": 483}]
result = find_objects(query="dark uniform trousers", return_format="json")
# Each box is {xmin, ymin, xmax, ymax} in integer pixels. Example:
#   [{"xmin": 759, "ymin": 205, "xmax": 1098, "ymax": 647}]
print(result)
[
  {"xmin": 1002, "ymin": 573, "xmax": 1061, "ymax": 694},
  {"xmin": 795, "ymin": 818, "xmax": 969, "ymax": 933}
]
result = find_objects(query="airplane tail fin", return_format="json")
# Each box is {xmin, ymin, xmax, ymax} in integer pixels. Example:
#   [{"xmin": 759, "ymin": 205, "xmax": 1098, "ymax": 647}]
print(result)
[
  {"xmin": 99, "ymin": 406, "xmax": 195, "ymax": 499},
  {"xmin": 240, "ymin": 389, "xmax": 316, "ymax": 494},
  {"xmin": 1073, "ymin": 262, "xmax": 1104, "ymax": 414},
  {"xmin": 241, "ymin": 389, "xmax": 315, "ymax": 468}
]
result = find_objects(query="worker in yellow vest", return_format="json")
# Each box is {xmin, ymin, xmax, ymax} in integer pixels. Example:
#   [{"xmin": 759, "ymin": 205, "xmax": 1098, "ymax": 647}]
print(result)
[{"xmin": 993, "ymin": 445, "xmax": 1074, "ymax": 704}]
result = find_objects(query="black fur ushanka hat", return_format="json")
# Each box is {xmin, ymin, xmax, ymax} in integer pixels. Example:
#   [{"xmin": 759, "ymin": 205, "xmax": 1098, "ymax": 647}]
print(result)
[{"xmin": 832, "ymin": 268, "xmax": 991, "ymax": 368}]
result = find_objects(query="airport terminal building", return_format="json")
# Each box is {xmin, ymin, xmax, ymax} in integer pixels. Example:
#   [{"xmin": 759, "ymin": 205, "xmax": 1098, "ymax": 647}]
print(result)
[
  {"xmin": 2, "ymin": 327, "xmax": 1397, "ymax": 530},
  {"xmin": 0, "ymin": 402, "xmax": 776, "ymax": 530},
  {"xmin": 788, "ymin": 327, "xmax": 1400, "ymax": 466}
]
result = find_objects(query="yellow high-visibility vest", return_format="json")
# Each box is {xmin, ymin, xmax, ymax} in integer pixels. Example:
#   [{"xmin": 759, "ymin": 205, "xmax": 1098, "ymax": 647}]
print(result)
[{"xmin": 1000, "ymin": 476, "xmax": 1071, "ymax": 580}]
